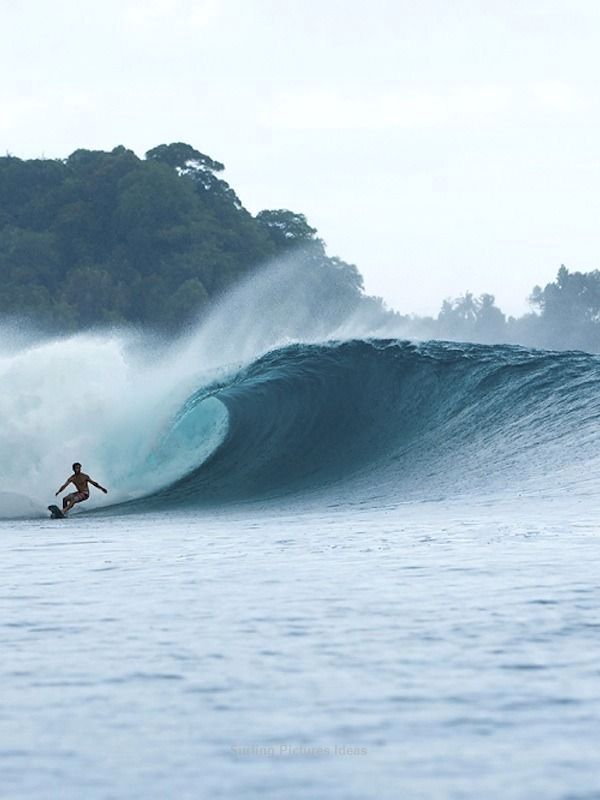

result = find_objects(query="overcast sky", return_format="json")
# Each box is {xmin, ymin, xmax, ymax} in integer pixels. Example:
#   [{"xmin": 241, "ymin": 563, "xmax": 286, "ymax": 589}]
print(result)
[{"xmin": 2, "ymin": 0, "xmax": 600, "ymax": 316}]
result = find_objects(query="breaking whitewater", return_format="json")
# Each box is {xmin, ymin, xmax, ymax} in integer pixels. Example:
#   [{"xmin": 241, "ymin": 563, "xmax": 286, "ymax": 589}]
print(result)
[{"xmin": 2, "ymin": 261, "xmax": 600, "ymax": 799}]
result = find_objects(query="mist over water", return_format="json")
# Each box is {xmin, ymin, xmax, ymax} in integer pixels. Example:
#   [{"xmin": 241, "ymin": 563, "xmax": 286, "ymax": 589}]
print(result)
[
  {"xmin": 4, "ymin": 259, "xmax": 600, "ymax": 800},
  {"xmin": 0, "ymin": 258, "xmax": 389, "ymax": 517},
  {"xmin": 2, "ymin": 257, "xmax": 599, "ymax": 520}
]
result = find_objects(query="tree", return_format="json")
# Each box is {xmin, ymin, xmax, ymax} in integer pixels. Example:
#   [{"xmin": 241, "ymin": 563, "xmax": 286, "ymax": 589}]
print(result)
[
  {"xmin": 256, "ymin": 209, "xmax": 321, "ymax": 250},
  {"xmin": 530, "ymin": 265, "xmax": 600, "ymax": 323},
  {"xmin": 474, "ymin": 293, "xmax": 506, "ymax": 342},
  {"xmin": 146, "ymin": 143, "xmax": 224, "ymax": 173},
  {"xmin": 437, "ymin": 292, "xmax": 506, "ymax": 342},
  {"xmin": 437, "ymin": 292, "xmax": 478, "ymax": 337},
  {"xmin": 0, "ymin": 143, "xmax": 377, "ymax": 334},
  {"xmin": 529, "ymin": 265, "xmax": 600, "ymax": 350},
  {"xmin": 147, "ymin": 142, "xmax": 241, "ymax": 208}
]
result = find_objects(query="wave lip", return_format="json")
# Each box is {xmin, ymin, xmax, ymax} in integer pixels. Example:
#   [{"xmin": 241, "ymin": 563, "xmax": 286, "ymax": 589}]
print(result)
[{"xmin": 133, "ymin": 339, "xmax": 600, "ymax": 510}]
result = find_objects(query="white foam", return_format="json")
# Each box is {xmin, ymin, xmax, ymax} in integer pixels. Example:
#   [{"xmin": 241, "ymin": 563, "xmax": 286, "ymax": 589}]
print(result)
[{"xmin": 0, "ymin": 256, "xmax": 396, "ymax": 517}]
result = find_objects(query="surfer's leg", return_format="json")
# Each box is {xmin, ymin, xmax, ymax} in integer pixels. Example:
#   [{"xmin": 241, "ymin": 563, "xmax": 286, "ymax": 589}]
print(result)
[
  {"xmin": 62, "ymin": 492, "xmax": 79, "ymax": 514},
  {"xmin": 63, "ymin": 491, "xmax": 89, "ymax": 515}
]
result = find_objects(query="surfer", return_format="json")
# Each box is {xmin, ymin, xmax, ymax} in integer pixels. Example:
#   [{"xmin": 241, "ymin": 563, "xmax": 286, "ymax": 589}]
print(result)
[{"xmin": 55, "ymin": 462, "xmax": 108, "ymax": 514}]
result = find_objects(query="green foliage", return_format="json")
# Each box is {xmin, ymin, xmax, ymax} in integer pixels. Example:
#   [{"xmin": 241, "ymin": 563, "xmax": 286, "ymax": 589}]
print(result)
[
  {"xmin": 437, "ymin": 292, "xmax": 506, "ymax": 343},
  {"xmin": 146, "ymin": 143, "xmax": 224, "ymax": 173},
  {"xmin": 8, "ymin": 142, "xmax": 595, "ymax": 352},
  {"xmin": 0, "ymin": 143, "xmax": 367, "ymax": 332},
  {"xmin": 434, "ymin": 267, "xmax": 600, "ymax": 352},
  {"xmin": 256, "ymin": 209, "xmax": 320, "ymax": 249},
  {"xmin": 526, "ymin": 265, "xmax": 600, "ymax": 350}
]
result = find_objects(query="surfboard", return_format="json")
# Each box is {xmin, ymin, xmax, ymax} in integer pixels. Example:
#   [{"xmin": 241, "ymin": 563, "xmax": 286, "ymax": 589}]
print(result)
[{"xmin": 48, "ymin": 504, "xmax": 65, "ymax": 519}]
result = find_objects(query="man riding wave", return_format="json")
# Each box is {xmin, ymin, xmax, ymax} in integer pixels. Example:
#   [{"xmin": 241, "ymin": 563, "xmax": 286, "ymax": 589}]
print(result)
[{"xmin": 55, "ymin": 462, "xmax": 108, "ymax": 515}]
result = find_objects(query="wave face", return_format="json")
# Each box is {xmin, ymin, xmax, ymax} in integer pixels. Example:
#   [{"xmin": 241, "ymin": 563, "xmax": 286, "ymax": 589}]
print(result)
[
  {"xmin": 2, "ymin": 323, "xmax": 600, "ymax": 518},
  {"xmin": 133, "ymin": 339, "xmax": 600, "ymax": 510}
]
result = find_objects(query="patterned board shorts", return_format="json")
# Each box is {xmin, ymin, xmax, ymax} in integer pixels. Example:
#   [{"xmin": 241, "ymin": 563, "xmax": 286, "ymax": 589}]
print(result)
[{"xmin": 66, "ymin": 491, "xmax": 90, "ymax": 504}]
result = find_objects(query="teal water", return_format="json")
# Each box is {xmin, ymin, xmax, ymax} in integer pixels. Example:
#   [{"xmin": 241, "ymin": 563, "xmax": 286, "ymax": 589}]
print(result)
[
  {"xmin": 2, "ymin": 337, "xmax": 600, "ymax": 798},
  {"xmin": 2, "ymin": 496, "xmax": 600, "ymax": 799}
]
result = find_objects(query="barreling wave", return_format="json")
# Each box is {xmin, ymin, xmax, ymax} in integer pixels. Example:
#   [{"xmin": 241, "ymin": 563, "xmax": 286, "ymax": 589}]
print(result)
[
  {"xmin": 3, "ymin": 257, "xmax": 600, "ymax": 519},
  {"xmin": 121, "ymin": 338, "xmax": 600, "ymax": 511},
  {"xmin": 2, "ymin": 332, "xmax": 599, "ymax": 519}
]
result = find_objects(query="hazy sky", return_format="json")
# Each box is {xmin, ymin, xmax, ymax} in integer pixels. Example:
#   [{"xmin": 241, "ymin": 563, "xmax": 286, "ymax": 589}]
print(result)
[{"xmin": 2, "ymin": 0, "xmax": 600, "ymax": 316}]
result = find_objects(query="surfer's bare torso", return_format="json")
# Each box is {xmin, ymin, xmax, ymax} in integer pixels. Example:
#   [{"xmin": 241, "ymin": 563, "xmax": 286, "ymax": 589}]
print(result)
[
  {"xmin": 69, "ymin": 472, "xmax": 92, "ymax": 494},
  {"xmin": 55, "ymin": 463, "xmax": 107, "ymax": 514}
]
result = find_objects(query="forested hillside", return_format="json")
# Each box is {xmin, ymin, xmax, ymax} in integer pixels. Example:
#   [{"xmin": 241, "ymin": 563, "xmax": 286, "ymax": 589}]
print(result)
[
  {"xmin": 0, "ymin": 142, "xmax": 367, "ymax": 331},
  {"xmin": 2, "ymin": 143, "xmax": 599, "ymax": 352}
]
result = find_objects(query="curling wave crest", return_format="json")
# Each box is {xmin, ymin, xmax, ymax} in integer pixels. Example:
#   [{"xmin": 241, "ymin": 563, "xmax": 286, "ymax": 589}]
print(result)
[
  {"xmin": 129, "ymin": 339, "xmax": 600, "ymax": 511},
  {"xmin": 2, "ymin": 255, "xmax": 600, "ymax": 517}
]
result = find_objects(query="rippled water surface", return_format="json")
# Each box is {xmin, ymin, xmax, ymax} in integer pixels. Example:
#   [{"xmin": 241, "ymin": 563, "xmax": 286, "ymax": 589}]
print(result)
[{"xmin": 2, "ymin": 497, "xmax": 600, "ymax": 799}]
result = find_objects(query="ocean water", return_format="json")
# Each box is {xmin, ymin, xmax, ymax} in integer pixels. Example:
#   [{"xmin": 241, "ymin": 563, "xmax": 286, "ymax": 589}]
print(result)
[{"xmin": 2, "ymin": 332, "xmax": 600, "ymax": 799}]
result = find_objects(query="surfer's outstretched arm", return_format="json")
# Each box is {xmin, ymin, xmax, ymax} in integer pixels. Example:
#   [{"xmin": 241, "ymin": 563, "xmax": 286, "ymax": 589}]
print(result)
[
  {"xmin": 55, "ymin": 476, "xmax": 73, "ymax": 496},
  {"xmin": 89, "ymin": 478, "xmax": 108, "ymax": 494}
]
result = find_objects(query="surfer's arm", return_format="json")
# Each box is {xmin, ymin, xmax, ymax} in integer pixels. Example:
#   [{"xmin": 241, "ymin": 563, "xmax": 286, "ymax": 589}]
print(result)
[
  {"xmin": 55, "ymin": 476, "xmax": 73, "ymax": 495},
  {"xmin": 89, "ymin": 478, "xmax": 108, "ymax": 494}
]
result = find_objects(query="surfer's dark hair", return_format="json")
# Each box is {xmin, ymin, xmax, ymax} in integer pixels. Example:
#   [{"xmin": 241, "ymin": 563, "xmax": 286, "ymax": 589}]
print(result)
[{"xmin": 72, "ymin": 462, "xmax": 81, "ymax": 471}]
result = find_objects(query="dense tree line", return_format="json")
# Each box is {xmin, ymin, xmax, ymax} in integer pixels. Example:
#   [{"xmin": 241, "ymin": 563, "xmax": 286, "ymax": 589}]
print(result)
[
  {"xmin": 411, "ymin": 265, "xmax": 600, "ymax": 352},
  {"xmin": 0, "ymin": 143, "xmax": 370, "ymax": 332},
  {"xmin": 2, "ymin": 145, "xmax": 600, "ymax": 352}
]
